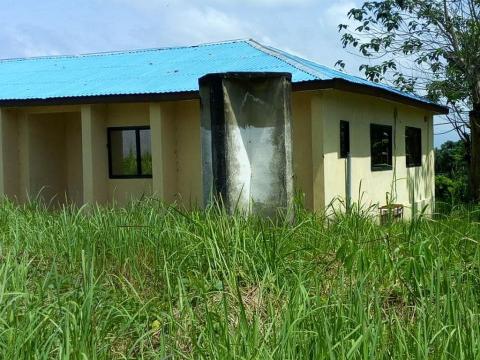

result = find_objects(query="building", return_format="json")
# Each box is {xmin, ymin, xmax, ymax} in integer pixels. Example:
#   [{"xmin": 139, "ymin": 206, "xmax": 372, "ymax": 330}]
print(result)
[{"xmin": 0, "ymin": 39, "xmax": 447, "ymax": 215}]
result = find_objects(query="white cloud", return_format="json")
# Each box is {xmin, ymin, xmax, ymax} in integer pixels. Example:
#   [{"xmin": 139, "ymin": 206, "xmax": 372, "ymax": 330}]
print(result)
[
  {"xmin": 318, "ymin": 0, "xmax": 356, "ymax": 29},
  {"xmin": 168, "ymin": 6, "xmax": 253, "ymax": 43}
]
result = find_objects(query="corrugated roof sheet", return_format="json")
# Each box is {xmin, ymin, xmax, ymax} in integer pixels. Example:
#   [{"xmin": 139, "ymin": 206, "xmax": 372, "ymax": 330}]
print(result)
[{"xmin": 0, "ymin": 39, "xmax": 438, "ymax": 108}]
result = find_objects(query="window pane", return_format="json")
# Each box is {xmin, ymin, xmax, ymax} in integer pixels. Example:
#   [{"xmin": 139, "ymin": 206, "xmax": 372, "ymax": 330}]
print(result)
[
  {"xmin": 405, "ymin": 126, "xmax": 421, "ymax": 167},
  {"xmin": 110, "ymin": 129, "xmax": 138, "ymax": 176},
  {"xmin": 139, "ymin": 129, "xmax": 152, "ymax": 175},
  {"xmin": 370, "ymin": 124, "xmax": 392, "ymax": 171},
  {"xmin": 340, "ymin": 120, "xmax": 350, "ymax": 158}
]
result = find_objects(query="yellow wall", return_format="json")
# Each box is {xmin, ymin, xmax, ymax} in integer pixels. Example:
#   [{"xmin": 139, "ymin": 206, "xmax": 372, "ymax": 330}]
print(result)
[
  {"xmin": 175, "ymin": 100, "xmax": 202, "ymax": 208},
  {"xmin": 0, "ymin": 109, "xmax": 20, "ymax": 198},
  {"xmin": 81, "ymin": 105, "xmax": 108, "ymax": 204},
  {"xmin": 291, "ymin": 92, "xmax": 314, "ymax": 209},
  {"xmin": 0, "ymin": 90, "xmax": 435, "ymax": 215},
  {"xmin": 317, "ymin": 90, "xmax": 434, "ymax": 216},
  {"xmin": 65, "ymin": 113, "xmax": 83, "ymax": 205},
  {"xmin": 105, "ymin": 103, "xmax": 153, "ymax": 205},
  {"xmin": 84, "ymin": 101, "xmax": 202, "ymax": 207},
  {"xmin": 29, "ymin": 113, "xmax": 67, "ymax": 203},
  {"xmin": 0, "ymin": 111, "xmax": 84, "ymax": 206}
]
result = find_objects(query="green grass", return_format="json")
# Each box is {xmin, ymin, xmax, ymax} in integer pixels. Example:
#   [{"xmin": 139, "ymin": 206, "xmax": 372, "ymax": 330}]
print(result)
[{"xmin": 0, "ymin": 199, "xmax": 480, "ymax": 359}]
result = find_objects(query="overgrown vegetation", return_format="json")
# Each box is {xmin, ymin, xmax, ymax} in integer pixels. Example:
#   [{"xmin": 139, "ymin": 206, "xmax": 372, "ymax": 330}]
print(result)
[
  {"xmin": 0, "ymin": 199, "xmax": 480, "ymax": 359},
  {"xmin": 435, "ymin": 140, "xmax": 469, "ymax": 203}
]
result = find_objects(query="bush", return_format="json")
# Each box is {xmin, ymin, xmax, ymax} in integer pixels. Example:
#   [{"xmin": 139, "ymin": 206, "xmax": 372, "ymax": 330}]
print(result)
[
  {"xmin": 435, "ymin": 140, "xmax": 470, "ymax": 203},
  {"xmin": 435, "ymin": 174, "xmax": 468, "ymax": 203}
]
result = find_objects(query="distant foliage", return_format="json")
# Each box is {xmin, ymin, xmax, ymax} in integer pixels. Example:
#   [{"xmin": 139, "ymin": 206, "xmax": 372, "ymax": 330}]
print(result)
[
  {"xmin": 435, "ymin": 140, "xmax": 469, "ymax": 202},
  {"xmin": 142, "ymin": 151, "xmax": 152, "ymax": 175},
  {"xmin": 122, "ymin": 151, "xmax": 138, "ymax": 175}
]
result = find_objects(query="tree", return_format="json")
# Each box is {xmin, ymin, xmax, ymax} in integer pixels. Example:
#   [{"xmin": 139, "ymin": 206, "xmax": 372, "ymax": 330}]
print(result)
[
  {"xmin": 337, "ymin": 0, "xmax": 480, "ymax": 201},
  {"xmin": 435, "ymin": 140, "xmax": 469, "ymax": 202}
]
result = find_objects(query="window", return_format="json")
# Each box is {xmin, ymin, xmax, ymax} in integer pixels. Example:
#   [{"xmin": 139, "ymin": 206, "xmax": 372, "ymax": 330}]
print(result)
[
  {"xmin": 370, "ymin": 124, "xmax": 393, "ymax": 171},
  {"xmin": 340, "ymin": 120, "xmax": 350, "ymax": 158},
  {"xmin": 107, "ymin": 126, "xmax": 152, "ymax": 178},
  {"xmin": 405, "ymin": 126, "xmax": 422, "ymax": 167}
]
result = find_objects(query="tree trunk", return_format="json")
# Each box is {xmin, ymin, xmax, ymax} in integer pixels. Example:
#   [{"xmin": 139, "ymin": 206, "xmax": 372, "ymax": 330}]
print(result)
[
  {"xmin": 470, "ymin": 77, "xmax": 480, "ymax": 202},
  {"xmin": 470, "ymin": 104, "xmax": 480, "ymax": 202}
]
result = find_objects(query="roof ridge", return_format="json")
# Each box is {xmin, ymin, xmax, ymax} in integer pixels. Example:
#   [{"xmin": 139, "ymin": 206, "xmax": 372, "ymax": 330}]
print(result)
[
  {"xmin": 246, "ymin": 39, "xmax": 324, "ymax": 80},
  {"xmin": 0, "ymin": 38, "xmax": 251, "ymax": 64},
  {"xmin": 247, "ymin": 40, "xmax": 434, "ymax": 104}
]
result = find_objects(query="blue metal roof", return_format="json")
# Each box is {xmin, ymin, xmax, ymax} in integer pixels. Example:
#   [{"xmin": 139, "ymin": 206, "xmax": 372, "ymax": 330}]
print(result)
[{"xmin": 0, "ymin": 39, "xmax": 442, "ymax": 110}]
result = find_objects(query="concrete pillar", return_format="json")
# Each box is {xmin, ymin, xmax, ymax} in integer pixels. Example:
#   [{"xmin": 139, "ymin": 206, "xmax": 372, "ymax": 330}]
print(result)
[
  {"xmin": 149, "ymin": 103, "xmax": 165, "ymax": 199},
  {"xmin": 150, "ymin": 102, "xmax": 176, "ymax": 203},
  {"xmin": 0, "ymin": 109, "xmax": 20, "ymax": 199},
  {"xmin": 17, "ymin": 113, "xmax": 30, "ymax": 202},
  {"xmin": 81, "ymin": 105, "xmax": 108, "ymax": 204},
  {"xmin": 199, "ymin": 73, "xmax": 294, "ymax": 216},
  {"xmin": 311, "ymin": 94, "xmax": 325, "ymax": 213}
]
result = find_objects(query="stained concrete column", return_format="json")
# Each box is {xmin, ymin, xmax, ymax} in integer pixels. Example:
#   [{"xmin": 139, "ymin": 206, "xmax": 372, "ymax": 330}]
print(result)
[
  {"xmin": 311, "ymin": 94, "xmax": 325, "ymax": 213},
  {"xmin": 81, "ymin": 104, "xmax": 108, "ymax": 204},
  {"xmin": 199, "ymin": 73, "xmax": 293, "ymax": 216},
  {"xmin": 0, "ymin": 109, "xmax": 20, "ymax": 199}
]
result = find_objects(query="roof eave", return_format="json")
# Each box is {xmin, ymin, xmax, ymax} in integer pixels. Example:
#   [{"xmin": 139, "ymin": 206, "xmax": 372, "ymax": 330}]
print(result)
[
  {"xmin": 293, "ymin": 79, "xmax": 449, "ymax": 115},
  {"xmin": 0, "ymin": 91, "xmax": 200, "ymax": 107},
  {"xmin": 0, "ymin": 78, "xmax": 449, "ymax": 115}
]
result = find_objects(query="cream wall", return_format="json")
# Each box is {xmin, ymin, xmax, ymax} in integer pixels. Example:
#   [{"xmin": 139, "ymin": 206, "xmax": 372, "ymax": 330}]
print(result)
[
  {"xmin": 291, "ymin": 92, "xmax": 314, "ymax": 209},
  {"xmin": 29, "ymin": 113, "xmax": 68, "ymax": 204},
  {"xmin": 105, "ymin": 103, "xmax": 153, "ymax": 205},
  {"xmin": 82, "ymin": 105, "xmax": 108, "ymax": 204},
  {"xmin": 65, "ymin": 113, "xmax": 83, "ymax": 205},
  {"xmin": 84, "ymin": 100, "xmax": 202, "ymax": 207},
  {"xmin": 2, "ymin": 110, "xmax": 84, "ymax": 205},
  {"xmin": 79, "ymin": 101, "xmax": 201, "ymax": 207},
  {"xmin": 0, "ymin": 109, "xmax": 20, "ymax": 198},
  {"xmin": 175, "ymin": 100, "xmax": 202, "ymax": 207},
  {"xmin": 317, "ymin": 90, "xmax": 434, "ymax": 216},
  {"xmin": 0, "ymin": 90, "xmax": 436, "ymax": 214}
]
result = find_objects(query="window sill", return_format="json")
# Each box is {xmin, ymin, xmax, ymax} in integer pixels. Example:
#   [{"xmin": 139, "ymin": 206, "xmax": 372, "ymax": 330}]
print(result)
[
  {"xmin": 371, "ymin": 166, "xmax": 393, "ymax": 172},
  {"xmin": 109, "ymin": 175, "xmax": 153, "ymax": 179}
]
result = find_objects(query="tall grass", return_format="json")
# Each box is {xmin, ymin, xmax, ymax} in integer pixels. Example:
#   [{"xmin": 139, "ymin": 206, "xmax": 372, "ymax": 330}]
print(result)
[{"xmin": 0, "ymin": 198, "xmax": 479, "ymax": 359}]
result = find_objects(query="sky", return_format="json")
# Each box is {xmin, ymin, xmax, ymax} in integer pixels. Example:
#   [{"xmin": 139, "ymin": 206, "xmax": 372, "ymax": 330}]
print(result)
[{"xmin": 0, "ymin": 0, "xmax": 458, "ymax": 146}]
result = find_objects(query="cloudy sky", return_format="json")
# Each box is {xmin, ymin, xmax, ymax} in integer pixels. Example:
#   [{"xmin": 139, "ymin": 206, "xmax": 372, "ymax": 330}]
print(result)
[{"xmin": 0, "ymin": 0, "xmax": 456, "ymax": 145}]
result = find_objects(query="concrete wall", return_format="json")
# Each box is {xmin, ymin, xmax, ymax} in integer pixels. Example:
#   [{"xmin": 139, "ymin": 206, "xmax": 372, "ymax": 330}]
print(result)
[
  {"xmin": 0, "ymin": 91, "xmax": 435, "ymax": 214},
  {"xmin": 1, "ymin": 111, "xmax": 84, "ymax": 206},
  {"xmin": 82, "ymin": 101, "xmax": 201, "ymax": 207},
  {"xmin": 106, "ymin": 103, "xmax": 152, "ymax": 205},
  {"xmin": 0, "ymin": 109, "xmax": 20, "ymax": 198},
  {"xmin": 65, "ymin": 113, "xmax": 83, "ymax": 205},
  {"xmin": 290, "ymin": 92, "xmax": 314, "ymax": 209},
  {"xmin": 175, "ymin": 100, "xmax": 202, "ymax": 207},
  {"xmin": 82, "ymin": 105, "xmax": 108, "ymax": 204},
  {"xmin": 29, "ymin": 113, "xmax": 83, "ymax": 205},
  {"xmin": 29, "ymin": 113, "xmax": 68, "ymax": 204},
  {"xmin": 316, "ymin": 90, "xmax": 434, "ymax": 216}
]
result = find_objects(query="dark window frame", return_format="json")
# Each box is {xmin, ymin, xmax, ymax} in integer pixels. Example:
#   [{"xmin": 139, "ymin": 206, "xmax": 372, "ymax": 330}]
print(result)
[
  {"xmin": 370, "ymin": 123, "xmax": 393, "ymax": 172},
  {"xmin": 405, "ymin": 126, "xmax": 422, "ymax": 168},
  {"xmin": 107, "ymin": 126, "xmax": 152, "ymax": 179},
  {"xmin": 339, "ymin": 120, "xmax": 350, "ymax": 158}
]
